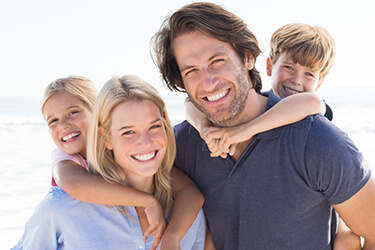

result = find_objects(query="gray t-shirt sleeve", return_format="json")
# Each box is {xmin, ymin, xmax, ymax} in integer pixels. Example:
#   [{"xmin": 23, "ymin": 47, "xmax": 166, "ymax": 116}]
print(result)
[{"xmin": 304, "ymin": 115, "xmax": 371, "ymax": 205}]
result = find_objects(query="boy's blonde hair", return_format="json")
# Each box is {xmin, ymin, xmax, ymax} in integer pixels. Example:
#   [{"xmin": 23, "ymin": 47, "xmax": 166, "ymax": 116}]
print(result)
[
  {"xmin": 269, "ymin": 23, "xmax": 336, "ymax": 81},
  {"xmin": 41, "ymin": 76, "xmax": 98, "ymax": 114},
  {"xmin": 87, "ymin": 74, "xmax": 175, "ymax": 216}
]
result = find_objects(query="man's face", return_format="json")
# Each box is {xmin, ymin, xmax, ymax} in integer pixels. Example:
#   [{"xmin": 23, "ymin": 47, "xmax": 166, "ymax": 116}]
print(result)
[
  {"xmin": 173, "ymin": 31, "xmax": 254, "ymax": 127},
  {"xmin": 267, "ymin": 54, "xmax": 323, "ymax": 99}
]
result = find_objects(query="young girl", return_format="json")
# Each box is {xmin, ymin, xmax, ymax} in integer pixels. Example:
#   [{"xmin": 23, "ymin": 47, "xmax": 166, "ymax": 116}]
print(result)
[
  {"xmin": 12, "ymin": 75, "xmax": 207, "ymax": 249},
  {"xmin": 41, "ymin": 76, "xmax": 204, "ymax": 249}
]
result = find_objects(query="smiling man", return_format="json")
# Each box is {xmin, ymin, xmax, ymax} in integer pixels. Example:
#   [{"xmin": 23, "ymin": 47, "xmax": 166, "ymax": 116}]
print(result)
[{"xmin": 152, "ymin": 2, "xmax": 375, "ymax": 249}]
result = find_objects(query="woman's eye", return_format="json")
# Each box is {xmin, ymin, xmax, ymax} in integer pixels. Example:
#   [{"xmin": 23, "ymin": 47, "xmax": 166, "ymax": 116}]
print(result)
[
  {"xmin": 122, "ymin": 130, "xmax": 134, "ymax": 136},
  {"xmin": 150, "ymin": 124, "xmax": 161, "ymax": 130}
]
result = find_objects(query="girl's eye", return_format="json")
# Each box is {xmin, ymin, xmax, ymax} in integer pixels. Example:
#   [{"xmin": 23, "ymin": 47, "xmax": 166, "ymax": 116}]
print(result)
[
  {"xmin": 48, "ymin": 119, "xmax": 58, "ymax": 126},
  {"xmin": 306, "ymin": 72, "xmax": 315, "ymax": 77},
  {"xmin": 212, "ymin": 58, "xmax": 224, "ymax": 64},
  {"xmin": 69, "ymin": 110, "xmax": 79, "ymax": 116}
]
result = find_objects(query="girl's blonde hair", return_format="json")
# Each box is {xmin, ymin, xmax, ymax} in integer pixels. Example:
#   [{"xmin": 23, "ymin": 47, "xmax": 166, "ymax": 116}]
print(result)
[
  {"xmin": 41, "ymin": 76, "xmax": 98, "ymax": 114},
  {"xmin": 87, "ymin": 75, "xmax": 175, "ymax": 216}
]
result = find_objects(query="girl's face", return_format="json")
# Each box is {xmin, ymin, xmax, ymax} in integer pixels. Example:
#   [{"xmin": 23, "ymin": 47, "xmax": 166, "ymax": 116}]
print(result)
[
  {"xmin": 43, "ymin": 90, "xmax": 92, "ymax": 158},
  {"xmin": 106, "ymin": 100, "xmax": 167, "ymax": 187}
]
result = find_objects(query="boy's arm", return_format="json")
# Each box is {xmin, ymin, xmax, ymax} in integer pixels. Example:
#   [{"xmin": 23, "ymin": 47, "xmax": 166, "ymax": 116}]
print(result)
[
  {"xmin": 202, "ymin": 92, "xmax": 326, "ymax": 157},
  {"xmin": 160, "ymin": 167, "xmax": 205, "ymax": 249},
  {"xmin": 54, "ymin": 161, "xmax": 166, "ymax": 248},
  {"xmin": 333, "ymin": 176, "xmax": 375, "ymax": 249},
  {"xmin": 184, "ymin": 97, "xmax": 211, "ymax": 133}
]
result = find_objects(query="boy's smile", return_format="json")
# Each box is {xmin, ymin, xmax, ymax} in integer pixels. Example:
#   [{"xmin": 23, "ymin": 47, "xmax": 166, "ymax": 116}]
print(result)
[{"xmin": 267, "ymin": 54, "xmax": 323, "ymax": 98}]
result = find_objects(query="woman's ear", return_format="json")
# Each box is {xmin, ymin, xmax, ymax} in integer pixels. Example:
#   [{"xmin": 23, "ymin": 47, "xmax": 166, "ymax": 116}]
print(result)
[{"xmin": 99, "ymin": 126, "xmax": 113, "ymax": 150}]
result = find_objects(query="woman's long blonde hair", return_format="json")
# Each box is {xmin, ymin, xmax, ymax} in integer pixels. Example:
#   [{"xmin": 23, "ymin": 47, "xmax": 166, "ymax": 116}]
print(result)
[{"xmin": 87, "ymin": 75, "xmax": 175, "ymax": 215}]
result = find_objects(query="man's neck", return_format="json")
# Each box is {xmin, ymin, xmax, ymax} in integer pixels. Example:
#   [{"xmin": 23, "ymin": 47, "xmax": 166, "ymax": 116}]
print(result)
[{"xmin": 228, "ymin": 92, "xmax": 268, "ymax": 162}]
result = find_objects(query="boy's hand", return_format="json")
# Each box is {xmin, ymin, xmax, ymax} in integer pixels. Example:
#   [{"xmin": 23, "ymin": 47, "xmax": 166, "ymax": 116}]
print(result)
[
  {"xmin": 201, "ymin": 127, "xmax": 237, "ymax": 158},
  {"xmin": 142, "ymin": 198, "xmax": 167, "ymax": 249}
]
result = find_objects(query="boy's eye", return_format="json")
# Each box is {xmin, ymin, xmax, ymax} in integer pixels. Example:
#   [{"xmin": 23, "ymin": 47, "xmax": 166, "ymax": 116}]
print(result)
[
  {"xmin": 305, "ymin": 72, "xmax": 315, "ymax": 77},
  {"xmin": 284, "ymin": 65, "xmax": 293, "ymax": 70}
]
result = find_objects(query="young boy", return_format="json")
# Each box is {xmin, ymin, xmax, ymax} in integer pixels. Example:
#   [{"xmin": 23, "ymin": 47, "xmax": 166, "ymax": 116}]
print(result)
[{"xmin": 186, "ymin": 23, "xmax": 361, "ymax": 249}]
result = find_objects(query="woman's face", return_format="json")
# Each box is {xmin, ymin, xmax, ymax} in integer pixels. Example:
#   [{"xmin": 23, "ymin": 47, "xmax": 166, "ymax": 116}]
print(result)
[{"xmin": 106, "ymin": 100, "xmax": 167, "ymax": 186}]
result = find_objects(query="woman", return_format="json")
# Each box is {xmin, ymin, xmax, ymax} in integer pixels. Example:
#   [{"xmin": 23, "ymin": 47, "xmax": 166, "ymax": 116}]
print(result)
[{"xmin": 12, "ymin": 75, "xmax": 206, "ymax": 249}]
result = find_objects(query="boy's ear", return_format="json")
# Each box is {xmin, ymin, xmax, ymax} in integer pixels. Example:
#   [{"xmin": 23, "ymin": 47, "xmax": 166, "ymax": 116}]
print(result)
[
  {"xmin": 266, "ymin": 58, "xmax": 272, "ymax": 76},
  {"xmin": 244, "ymin": 53, "xmax": 255, "ymax": 70},
  {"xmin": 315, "ymin": 78, "xmax": 325, "ymax": 92},
  {"xmin": 99, "ymin": 126, "xmax": 113, "ymax": 150}
]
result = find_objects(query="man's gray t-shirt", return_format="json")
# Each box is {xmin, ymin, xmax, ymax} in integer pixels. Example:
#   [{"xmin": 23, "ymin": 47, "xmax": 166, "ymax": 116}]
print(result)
[{"xmin": 174, "ymin": 91, "xmax": 371, "ymax": 249}]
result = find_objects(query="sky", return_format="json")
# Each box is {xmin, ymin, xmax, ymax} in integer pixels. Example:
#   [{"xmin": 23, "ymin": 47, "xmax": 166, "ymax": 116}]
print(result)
[{"xmin": 0, "ymin": 0, "xmax": 374, "ymax": 99}]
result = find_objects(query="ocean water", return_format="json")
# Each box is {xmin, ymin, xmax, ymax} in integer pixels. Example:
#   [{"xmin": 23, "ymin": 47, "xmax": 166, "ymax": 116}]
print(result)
[{"xmin": 1, "ymin": 87, "xmax": 375, "ymax": 248}]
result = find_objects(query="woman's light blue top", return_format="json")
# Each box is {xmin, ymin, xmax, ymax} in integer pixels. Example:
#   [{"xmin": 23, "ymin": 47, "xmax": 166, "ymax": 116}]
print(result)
[{"xmin": 12, "ymin": 187, "xmax": 206, "ymax": 249}]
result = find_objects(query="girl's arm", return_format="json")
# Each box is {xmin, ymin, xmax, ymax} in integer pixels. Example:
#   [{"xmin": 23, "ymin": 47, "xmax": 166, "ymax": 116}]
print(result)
[
  {"xmin": 191, "ymin": 93, "xmax": 326, "ymax": 157},
  {"xmin": 160, "ymin": 167, "xmax": 205, "ymax": 249},
  {"xmin": 53, "ymin": 161, "xmax": 166, "ymax": 249}
]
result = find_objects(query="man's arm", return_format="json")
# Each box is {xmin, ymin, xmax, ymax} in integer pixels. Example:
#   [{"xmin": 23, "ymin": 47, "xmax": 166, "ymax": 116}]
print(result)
[{"xmin": 333, "ymin": 175, "xmax": 375, "ymax": 249}]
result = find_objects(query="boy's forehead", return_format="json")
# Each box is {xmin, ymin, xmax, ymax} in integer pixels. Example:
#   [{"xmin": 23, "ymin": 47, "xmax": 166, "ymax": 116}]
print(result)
[{"xmin": 281, "ymin": 52, "xmax": 321, "ymax": 71}]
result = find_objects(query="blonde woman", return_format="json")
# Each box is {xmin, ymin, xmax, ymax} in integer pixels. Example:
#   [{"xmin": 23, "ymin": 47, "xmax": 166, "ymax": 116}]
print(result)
[{"xmin": 12, "ymin": 75, "xmax": 206, "ymax": 249}]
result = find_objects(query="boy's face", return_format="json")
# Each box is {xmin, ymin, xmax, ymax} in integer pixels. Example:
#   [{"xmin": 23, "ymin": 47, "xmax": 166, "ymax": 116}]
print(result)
[{"xmin": 267, "ymin": 54, "xmax": 323, "ymax": 99}]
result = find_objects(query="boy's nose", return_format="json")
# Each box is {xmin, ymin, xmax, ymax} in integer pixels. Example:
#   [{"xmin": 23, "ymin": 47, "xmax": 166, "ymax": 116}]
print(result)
[{"xmin": 291, "ymin": 73, "xmax": 302, "ymax": 85}]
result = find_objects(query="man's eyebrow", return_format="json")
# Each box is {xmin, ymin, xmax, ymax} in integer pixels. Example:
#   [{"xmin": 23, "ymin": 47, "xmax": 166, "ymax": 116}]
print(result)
[{"xmin": 180, "ymin": 51, "xmax": 228, "ymax": 73}]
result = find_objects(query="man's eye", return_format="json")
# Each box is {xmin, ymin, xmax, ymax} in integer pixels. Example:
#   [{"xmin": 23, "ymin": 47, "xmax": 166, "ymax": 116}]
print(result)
[{"xmin": 185, "ymin": 69, "xmax": 197, "ymax": 76}]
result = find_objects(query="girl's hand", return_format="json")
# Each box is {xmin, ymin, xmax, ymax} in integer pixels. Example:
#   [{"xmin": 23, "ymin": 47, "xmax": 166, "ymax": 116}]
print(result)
[
  {"xmin": 142, "ymin": 198, "xmax": 167, "ymax": 249},
  {"xmin": 160, "ymin": 235, "xmax": 181, "ymax": 250}
]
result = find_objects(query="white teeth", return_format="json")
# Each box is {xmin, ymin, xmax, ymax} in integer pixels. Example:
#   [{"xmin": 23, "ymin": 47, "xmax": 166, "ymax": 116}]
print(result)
[
  {"xmin": 62, "ymin": 133, "xmax": 80, "ymax": 142},
  {"xmin": 132, "ymin": 152, "xmax": 156, "ymax": 161},
  {"xmin": 285, "ymin": 88, "xmax": 301, "ymax": 95},
  {"xmin": 207, "ymin": 90, "xmax": 229, "ymax": 102}
]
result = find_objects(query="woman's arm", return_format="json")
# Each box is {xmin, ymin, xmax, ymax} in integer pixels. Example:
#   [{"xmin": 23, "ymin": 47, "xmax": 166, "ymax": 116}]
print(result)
[
  {"xmin": 202, "ymin": 92, "xmax": 326, "ymax": 157},
  {"xmin": 160, "ymin": 167, "xmax": 205, "ymax": 249},
  {"xmin": 53, "ymin": 161, "xmax": 166, "ymax": 248}
]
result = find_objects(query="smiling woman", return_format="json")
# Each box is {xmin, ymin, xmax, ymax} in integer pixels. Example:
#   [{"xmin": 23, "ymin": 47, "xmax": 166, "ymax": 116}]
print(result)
[{"xmin": 11, "ymin": 74, "xmax": 207, "ymax": 249}]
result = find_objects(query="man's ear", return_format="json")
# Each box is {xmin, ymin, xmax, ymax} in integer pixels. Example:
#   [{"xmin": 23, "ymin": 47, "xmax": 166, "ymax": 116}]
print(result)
[
  {"xmin": 266, "ymin": 58, "xmax": 272, "ymax": 76},
  {"xmin": 244, "ymin": 53, "xmax": 255, "ymax": 70},
  {"xmin": 99, "ymin": 126, "xmax": 113, "ymax": 150}
]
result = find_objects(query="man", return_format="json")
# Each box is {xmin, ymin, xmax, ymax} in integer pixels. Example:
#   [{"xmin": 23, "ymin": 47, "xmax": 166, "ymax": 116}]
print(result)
[{"xmin": 151, "ymin": 2, "xmax": 375, "ymax": 249}]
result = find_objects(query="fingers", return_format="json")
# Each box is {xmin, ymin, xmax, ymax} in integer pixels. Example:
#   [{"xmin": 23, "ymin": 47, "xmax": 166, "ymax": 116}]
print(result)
[{"xmin": 143, "ymin": 223, "xmax": 163, "ymax": 249}]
